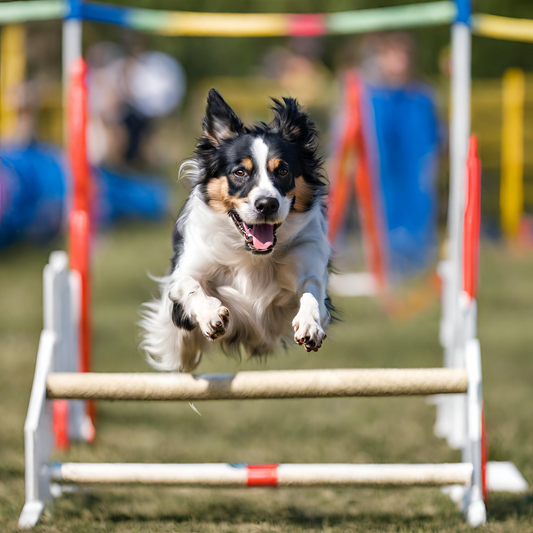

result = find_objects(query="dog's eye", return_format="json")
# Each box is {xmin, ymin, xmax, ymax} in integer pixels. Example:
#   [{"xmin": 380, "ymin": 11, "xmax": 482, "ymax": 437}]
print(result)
[
  {"xmin": 234, "ymin": 169, "xmax": 246, "ymax": 178},
  {"xmin": 279, "ymin": 168, "xmax": 289, "ymax": 176}
]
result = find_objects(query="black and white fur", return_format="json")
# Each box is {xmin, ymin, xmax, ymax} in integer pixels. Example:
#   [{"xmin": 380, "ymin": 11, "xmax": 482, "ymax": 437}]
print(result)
[{"xmin": 140, "ymin": 89, "xmax": 332, "ymax": 372}]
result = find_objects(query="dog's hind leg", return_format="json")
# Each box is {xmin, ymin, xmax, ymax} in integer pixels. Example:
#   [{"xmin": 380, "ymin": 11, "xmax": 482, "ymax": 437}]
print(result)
[{"xmin": 140, "ymin": 284, "xmax": 206, "ymax": 372}]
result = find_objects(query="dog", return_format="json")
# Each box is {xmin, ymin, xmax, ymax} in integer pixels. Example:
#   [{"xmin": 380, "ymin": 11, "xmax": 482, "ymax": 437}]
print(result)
[{"xmin": 140, "ymin": 89, "xmax": 333, "ymax": 372}]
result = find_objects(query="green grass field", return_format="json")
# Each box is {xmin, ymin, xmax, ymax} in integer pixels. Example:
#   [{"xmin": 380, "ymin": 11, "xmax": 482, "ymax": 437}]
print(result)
[{"xmin": 1, "ymin": 221, "xmax": 533, "ymax": 532}]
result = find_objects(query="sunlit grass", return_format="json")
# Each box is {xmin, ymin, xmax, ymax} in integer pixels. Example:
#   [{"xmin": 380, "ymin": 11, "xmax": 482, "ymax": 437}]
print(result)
[{"xmin": 1, "ymin": 224, "xmax": 532, "ymax": 532}]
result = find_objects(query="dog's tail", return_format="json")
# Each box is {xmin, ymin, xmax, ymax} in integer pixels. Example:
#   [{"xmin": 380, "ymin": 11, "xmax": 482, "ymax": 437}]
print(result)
[{"xmin": 139, "ymin": 278, "xmax": 203, "ymax": 372}]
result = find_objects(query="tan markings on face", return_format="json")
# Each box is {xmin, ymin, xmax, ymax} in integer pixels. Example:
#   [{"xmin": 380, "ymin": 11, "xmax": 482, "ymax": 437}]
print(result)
[
  {"xmin": 206, "ymin": 177, "xmax": 232, "ymax": 214},
  {"xmin": 242, "ymin": 158, "xmax": 253, "ymax": 172},
  {"xmin": 267, "ymin": 158, "xmax": 282, "ymax": 173},
  {"xmin": 206, "ymin": 176, "xmax": 250, "ymax": 214},
  {"xmin": 288, "ymin": 176, "xmax": 314, "ymax": 212},
  {"xmin": 228, "ymin": 195, "xmax": 249, "ymax": 209}
]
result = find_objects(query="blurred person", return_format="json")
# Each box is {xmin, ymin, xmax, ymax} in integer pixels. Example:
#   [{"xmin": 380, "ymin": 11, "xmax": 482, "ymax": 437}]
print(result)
[
  {"xmin": 87, "ymin": 35, "xmax": 186, "ymax": 169},
  {"xmin": 0, "ymin": 36, "xmax": 175, "ymax": 251},
  {"xmin": 358, "ymin": 32, "xmax": 415, "ymax": 86},
  {"xmin": 259, "ymin": 38, "xmax": 332, "ymax": 120},
  {"xmin": 2, "ymin": 80, "xmax": 40, "ymax": 144},
  {"xmin": 87, "ymin": 41, "xmax": 125, "ymax": 167}
]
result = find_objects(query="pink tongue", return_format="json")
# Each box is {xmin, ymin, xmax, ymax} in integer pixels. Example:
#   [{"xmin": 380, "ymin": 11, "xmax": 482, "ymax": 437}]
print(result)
[{"xmin": 249, "ymin": 224, "xmax": 274, "ymax": 250}]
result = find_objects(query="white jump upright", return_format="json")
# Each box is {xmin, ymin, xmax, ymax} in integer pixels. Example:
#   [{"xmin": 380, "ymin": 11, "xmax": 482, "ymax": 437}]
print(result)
[
  {"xmin": 19, "ymin": 252, "xmax": 91, "ymax": 529},
  {"xmin": 436, "ymin": 0, "xmax": 473, "ymax": 451},
  {"xmin": 18, "ymin": 251, "xmax": 488, "ymax": 529}
]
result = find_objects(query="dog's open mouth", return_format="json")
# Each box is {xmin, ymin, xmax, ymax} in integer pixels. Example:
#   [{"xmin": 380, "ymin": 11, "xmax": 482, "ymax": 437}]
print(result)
[{"xmin": 229, "ymin": 210, "xmax": 279, "ymax": 253}]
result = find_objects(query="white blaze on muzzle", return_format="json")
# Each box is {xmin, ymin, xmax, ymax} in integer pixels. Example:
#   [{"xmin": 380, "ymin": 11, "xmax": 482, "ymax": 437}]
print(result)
[
  {"xmin": 239, "ymin": 137, "xmax": 292, "ymax": 223},
  {"xmin": 252, "ymin": 137, "xmax": 279, "ymax": 198}
]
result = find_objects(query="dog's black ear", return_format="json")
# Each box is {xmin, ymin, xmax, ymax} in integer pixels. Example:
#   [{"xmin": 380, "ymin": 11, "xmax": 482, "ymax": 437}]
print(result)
[
  {"xmin": 202, "ymin": 88, "xmax": 243, "ymax": 146},
  {"xmin": 269, "ymin": 97, "xmax": 318, "ymax": 150}
]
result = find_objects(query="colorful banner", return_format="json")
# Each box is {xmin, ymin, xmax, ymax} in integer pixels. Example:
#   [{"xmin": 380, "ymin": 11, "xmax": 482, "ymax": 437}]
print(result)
[
  {"xmin": 3, "ymin": 0, "xmax": 533, "ymax": 44},
  {"xmin": 0, "ymin": 0, "xmax": 456, "ymax": 36}
]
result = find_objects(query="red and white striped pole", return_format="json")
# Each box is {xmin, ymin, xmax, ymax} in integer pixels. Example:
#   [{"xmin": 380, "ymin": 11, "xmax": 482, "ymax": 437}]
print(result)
[
  {"xmin": 68, "ymin": 57, "xmax": 95, "ymax": 428},
  {"xmin": 52, "ymin": 57, "xmax": 96, "ymax": 449},
  {"xmin": 50, "ymin": 462, "xmax": 474, "ymax": 488},
  {"xmin": 462, "ymin": 134, "xmax": 487, "ymax": 507}
]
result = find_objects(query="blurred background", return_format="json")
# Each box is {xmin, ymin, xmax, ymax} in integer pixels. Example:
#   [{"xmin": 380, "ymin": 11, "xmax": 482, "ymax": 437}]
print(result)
[
  {"xmin": 2, "ymin": 0, "xmax": 533, "ymax": 531},
  {"xmin": 3, "ymin": 0, "xmax": 533, "ymax": 263}
]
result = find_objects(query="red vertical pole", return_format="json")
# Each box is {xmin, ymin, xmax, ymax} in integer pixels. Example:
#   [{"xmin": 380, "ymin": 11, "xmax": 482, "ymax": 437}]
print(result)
[
  {"xmin": 463, "ymin": 134, "xmax": 486, "ymax": 503},
  {"xmin": 327, "ymin": 72, "xmax": 386, "ymax": 290},
  {"xmin": 328, "ymin": 77, "xmax": 358, "ymax": 243},
  {"xmin": 52, "ymin": 400, "xmax": 70, "ymax": 449},
  {"xmin": 463, "ymin": 135, "xmax": 481, "ymax": 301},
  {"xmin": 350, "ymin": 74, "xmax": 386, "ymax": 290},
  {"xmin": 68, "ymin": 58, "xmax": 95, "ymax": 426}
]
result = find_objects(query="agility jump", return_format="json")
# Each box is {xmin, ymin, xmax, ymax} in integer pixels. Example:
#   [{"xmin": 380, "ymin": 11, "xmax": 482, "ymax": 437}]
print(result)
[
  {"xmin": 18, "ymin": 141, "xmax": 488, "ymax": 529},
  {"xmin": 10, "ymin": 0, "xmax": 533, "ymax": 528},
  {"xmin": 19, "ymin": 249, "xmax": 486, "ymax": 527}
]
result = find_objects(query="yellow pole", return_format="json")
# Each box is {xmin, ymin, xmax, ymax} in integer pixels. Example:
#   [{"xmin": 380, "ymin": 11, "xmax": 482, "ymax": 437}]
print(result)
[
  {"xmin": 501, "ymin": 68, "xmax": 525, "ymax": 240},
  {"xmin": 472, "ymin": 14, "xmax": 533, "ymax": 43},
  {"xmin": 0, "ymin": 24, "xmax": 27, "ymax": 140}
]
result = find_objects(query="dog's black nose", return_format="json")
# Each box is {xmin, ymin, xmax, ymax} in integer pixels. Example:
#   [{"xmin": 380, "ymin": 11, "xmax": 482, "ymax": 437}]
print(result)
[{"xmin": 255, "ymin": 197, "xmax": 279, "ymax": 216}]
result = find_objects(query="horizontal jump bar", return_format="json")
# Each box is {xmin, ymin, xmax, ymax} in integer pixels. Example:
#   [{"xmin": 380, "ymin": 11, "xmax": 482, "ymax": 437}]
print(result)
[
  {"xmin": 51, "ymin": 462, "xmax": 473, "ymax": 487},
  {"xmin": 46, "ymin": 368, "xmax": 468, "ymax": 401}
]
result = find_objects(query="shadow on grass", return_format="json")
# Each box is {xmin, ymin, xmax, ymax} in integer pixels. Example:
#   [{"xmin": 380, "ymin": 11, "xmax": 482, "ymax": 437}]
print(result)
[
  {"xmin": 0, "ymin": 465, "xmax": 24, "ymax": 479},
  {"xmin": 58, "ymin": 492, "xmax": 457, "ymax": 530},
  {"xmin": 105, "ymin": 510, "xmax": 442, "ymax": 530},
  {"xmin": 488, "ymin": 492, "xmax": 533, "ymax": 521}
]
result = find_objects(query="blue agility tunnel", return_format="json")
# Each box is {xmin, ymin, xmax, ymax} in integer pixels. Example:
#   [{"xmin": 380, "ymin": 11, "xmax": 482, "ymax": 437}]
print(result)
[{"xmin": 0, "ymin": 143, "xmax": 170, "ymax": 248}]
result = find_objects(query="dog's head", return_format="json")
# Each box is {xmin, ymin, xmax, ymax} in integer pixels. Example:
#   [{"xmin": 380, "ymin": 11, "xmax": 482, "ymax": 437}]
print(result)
[{"xmin": 195, "ymin": 89, "xmax": 325, "ymax": 255}]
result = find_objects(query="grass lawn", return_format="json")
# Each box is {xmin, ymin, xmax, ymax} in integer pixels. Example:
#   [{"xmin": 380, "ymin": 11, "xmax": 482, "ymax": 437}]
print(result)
[{"xmin": 1, "ymin": 220, "xmax": 532, "ymax": 532}]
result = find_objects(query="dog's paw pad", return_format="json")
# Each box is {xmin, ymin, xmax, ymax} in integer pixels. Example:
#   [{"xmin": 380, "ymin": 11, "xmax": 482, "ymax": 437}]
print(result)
[
  {"xmin": 293, "ymin": 318, "xmax": 326, "ymax": 352},
  {"xmin": 200, "ymin": 306, "xmax": 230, "ymax": 341}
]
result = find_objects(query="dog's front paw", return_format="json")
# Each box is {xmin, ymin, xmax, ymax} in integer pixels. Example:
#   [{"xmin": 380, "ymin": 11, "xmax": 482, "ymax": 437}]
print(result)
[
  {"xmin": 198, "ymin": 299, "xmax": 230, "ymax": 341},
  {"xmin": 292, "ymin": 314, "xmax": 326, "ymax": 353}
]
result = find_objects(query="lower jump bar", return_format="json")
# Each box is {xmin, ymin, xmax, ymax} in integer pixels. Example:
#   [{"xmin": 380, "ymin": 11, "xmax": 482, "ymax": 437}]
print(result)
[
  {"xmin": 50, "ymin": 462, "xmax": 473, "ymax": 487},
  {"xmin": 46, "ymin": 368, "xmax": 468, "ymax": 401}
]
